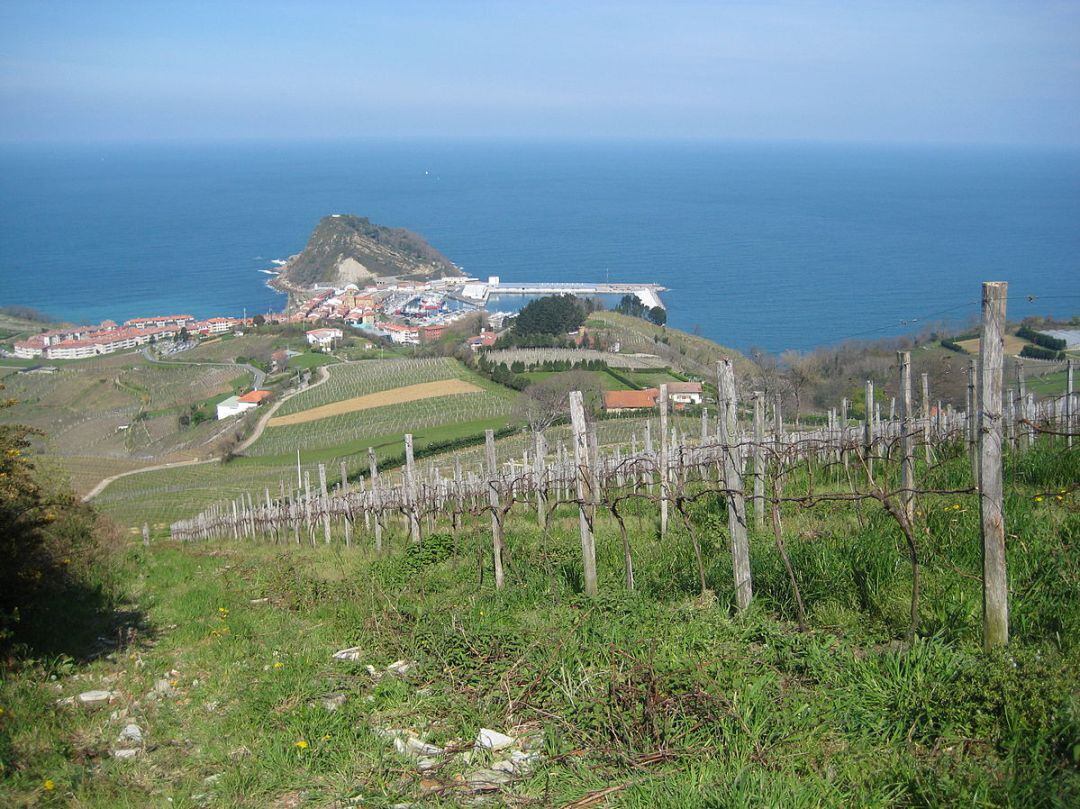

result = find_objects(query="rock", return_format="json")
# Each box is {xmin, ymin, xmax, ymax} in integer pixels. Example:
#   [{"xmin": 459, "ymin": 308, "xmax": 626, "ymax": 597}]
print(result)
[
  {"xmin": 118, "ymin": 723, "xmax": 143, "ymax": 744},
  {"xmin": 332, "ymin": 646, "xmax": 363, "ymax": 662},
  {"xmin": 492, "ymin": 759, "xmax": 515, "ymax": 774},
  {"xmin": 77, "ymin": 690, "xmax": 118, "ymax": 709},
  {"xmin": 510, "ymin": 750, "xmax": 540, "ymax": 774},
  {"xmin": 112, "ymin": 748, "xmax": 140, "ymax": 759},
  {"xmin": 386, "ymin": 659, "xmax": 414, "ymax": 677},
  {"xmin": 322, "ymin": 694, "xmax": 347, "ymax": 712},
  {"xmin": 153, "ymin": 679, "xmax": 177, "ymax": 697},
  {"xmin": 416, "ymin": 756, "xmax": 440, "ymax": 772},
  {"xmin": 475, "ymin": 728, "xmax": 515, "ymax": 751},
  {"xmin": 250, "ymin": 597, "xmax": 269, "ymax": 605},
  {"xmin": 465, "ymin": 768, "xmax": 512, "ymax": 790},
  {"xmin": 405, "ymin": 737, "xmax": 443, "ymax": 757}
]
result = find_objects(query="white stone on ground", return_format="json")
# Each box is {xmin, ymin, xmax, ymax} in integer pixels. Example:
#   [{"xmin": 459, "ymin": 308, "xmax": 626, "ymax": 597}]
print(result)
[{"xmin": 475, "ymin": 728, "xmax": 516, "ymax": 751}]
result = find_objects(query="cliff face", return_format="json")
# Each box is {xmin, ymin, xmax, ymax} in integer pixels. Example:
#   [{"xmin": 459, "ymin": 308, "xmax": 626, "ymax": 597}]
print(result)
[{"xmin": 279, "ymin": 215, "xmax": 461, "ymax": 287}]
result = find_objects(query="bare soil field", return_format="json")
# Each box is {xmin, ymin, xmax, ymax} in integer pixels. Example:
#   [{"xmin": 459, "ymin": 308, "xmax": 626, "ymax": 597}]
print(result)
[{"xmin": 267, "ymin": 378, "xmax": 483, "ymax": 426}]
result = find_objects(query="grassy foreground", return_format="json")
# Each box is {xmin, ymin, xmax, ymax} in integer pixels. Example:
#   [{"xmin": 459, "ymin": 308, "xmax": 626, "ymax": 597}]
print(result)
[{"xmin": 2, "ymin": 447, "xmax": 1078, "ymax": 807}]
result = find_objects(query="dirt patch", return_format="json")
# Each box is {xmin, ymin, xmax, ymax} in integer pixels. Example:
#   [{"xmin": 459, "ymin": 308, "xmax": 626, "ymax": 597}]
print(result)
[
  {"xmin": 267, "ymin": 379, "xmax": 483, "ymax": 426},
  {"xmin": 956, "ymin": 334, "xmax": 1029, "ymax": 356}
]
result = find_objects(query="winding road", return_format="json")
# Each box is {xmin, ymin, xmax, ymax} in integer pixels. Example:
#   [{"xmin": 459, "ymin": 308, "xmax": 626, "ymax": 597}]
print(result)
[{"xmin": 83, "ymin": 361, "xmax": 331, "ymax": 502}]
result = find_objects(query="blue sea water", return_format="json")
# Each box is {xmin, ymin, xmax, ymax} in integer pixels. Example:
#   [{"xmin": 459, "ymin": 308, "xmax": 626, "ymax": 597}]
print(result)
[{"xmin": 1, "ymin": 140, "xmax": 1077, "ymax": 352}]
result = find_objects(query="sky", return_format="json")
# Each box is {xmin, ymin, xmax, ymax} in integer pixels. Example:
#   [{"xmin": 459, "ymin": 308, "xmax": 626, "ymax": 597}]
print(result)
[{"xmin": 1, "ymin": 0, "xmax": 1078, "ymax": 146}]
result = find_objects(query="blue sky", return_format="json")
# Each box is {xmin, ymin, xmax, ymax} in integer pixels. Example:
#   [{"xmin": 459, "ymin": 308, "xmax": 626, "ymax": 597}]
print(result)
[{"xmin": 1, "ymin": 0, "xmax": 1078, "ymax": 145}]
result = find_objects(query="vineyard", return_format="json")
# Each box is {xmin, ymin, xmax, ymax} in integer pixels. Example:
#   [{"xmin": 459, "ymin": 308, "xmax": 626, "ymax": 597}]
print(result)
[
  {"xmin": 175, "ymin": 285, "xmax": 1076, "ymax": 648},
  {"xmin": 275, "ymin": 358, "xmax": 475, "ymax": 417}
]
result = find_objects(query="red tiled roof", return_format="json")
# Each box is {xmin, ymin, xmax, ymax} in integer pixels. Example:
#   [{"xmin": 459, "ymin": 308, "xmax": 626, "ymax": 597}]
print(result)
[
  {"xmin": 603, "ymin": 388, "xmax": 659, "ymax": 410},
  {"xmin": 238, "ymin": 389, "xmax": 273, "ymax": 404}
]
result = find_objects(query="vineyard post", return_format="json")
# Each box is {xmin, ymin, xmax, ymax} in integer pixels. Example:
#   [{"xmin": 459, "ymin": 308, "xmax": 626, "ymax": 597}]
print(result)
[
  {"xmin": 1068, "ymin": 359, "xmax": 1074, "ymax": 449},
  {"xmin": 921, "ymin": 373, "xmax": 931, "ymax": 463},
  {"xmin": 644, "ymin": 421, "xmax": 655, "ymax": 494},
  {"xmin": 899, "ymin": 351, "xmax": 914, "ymax": 523},
  {"xmin": 231, "ymin": 499, "xmax": 239, "ymax": 541},
  {"xmin": 967, "ymin": 358, "xmax": 978, "ymax": 479},
  {"xmin": 318, "ymin": 463, "xmax": 331, "ymax": 545},
  {"xmin": 339, "ymin": 461, "xmax": 351, "ymax": 547},
  {"xmin": 1016, "ymin": 359, "xmax": 1031, "ymax": 451},
  {"xmin": 303, "ymin": 471, "xmax": 315, "ymax": 547},
  {"xmin": 752, "ymin": 391, "xmax": 765, "ymax": 531},
  {"xmin": 659, "ymin": 384, "xmax": 670, "ymax": 537},
  {"xmin": 840, "ymin": 397, "xmax": 849, "ymax": 471},
  {"xmin": 978, "ymin": 281, "xmax": 1009, "ymax": 649},
  {"xmin": 368, "ymin": 447, "xmax": 382, "ymax": 553},
  {"xmin": 142, "ymin": 522, "xmax": 150, "ymax": 547},
  {"xmin": 404, "ymin": 434, "xmax": 421, "ymax": 544},
  {"xmin": 718, "ymin": 359, "xmax": 751, "ymax": 609},
  {"xmin": 864, "ymin": 380, "xmax": 875, "ymax": 483},
  {"xmin": 569, "ymin": 391, "xmax": 598, "ymax": 596},
  {"xmin": 453, "ymin": 456, "xmax": 464, "ymax": 537},
  {"xmin": 484, "ymin": 429, "xmax": 506, "ymax": 590}
]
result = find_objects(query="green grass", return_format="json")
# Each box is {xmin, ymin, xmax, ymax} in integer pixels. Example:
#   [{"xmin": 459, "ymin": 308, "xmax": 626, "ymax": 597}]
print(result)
[
  {"xmin": 3, "ymin": 442, "xmax": 1078, "ymax": 807},
  {"xmin": 1027, "ymin": 369, "xmax": 1071, "ymax": 397},
  {"xmin": 287, "ymin": 352, "xmax": 341, "ymax": 370}
]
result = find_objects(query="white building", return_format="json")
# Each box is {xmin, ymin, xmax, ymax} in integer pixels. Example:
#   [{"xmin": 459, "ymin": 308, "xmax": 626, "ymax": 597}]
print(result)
[
  {"xmin": 216, "ymin": 395, "xmax": 256, "ymax": 420},
  {"xmin": 305, "ymin": 327, "xmax": 343, "ymax": 347}
]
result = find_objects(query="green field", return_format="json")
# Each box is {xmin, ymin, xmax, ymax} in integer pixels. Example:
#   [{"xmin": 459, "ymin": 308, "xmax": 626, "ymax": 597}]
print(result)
[{"xmin": 4, "ymin": 441, "xmax": 1077, "ymax": 807}]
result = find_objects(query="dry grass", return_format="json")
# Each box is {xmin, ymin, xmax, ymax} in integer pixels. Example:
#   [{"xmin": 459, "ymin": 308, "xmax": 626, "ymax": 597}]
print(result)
[
  {"xmin": 267, "ymin": 379, "xmax": 483, "ymax": 426},
  {"xmin": 955, "ymin": 333, "xmax": 1029, "ymax": 356}
]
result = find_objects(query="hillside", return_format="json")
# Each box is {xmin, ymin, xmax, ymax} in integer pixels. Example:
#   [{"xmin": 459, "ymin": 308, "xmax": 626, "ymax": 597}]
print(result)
[{"xmin": 276, "ymin": 215, "xmax": 461, "ymax": 288}]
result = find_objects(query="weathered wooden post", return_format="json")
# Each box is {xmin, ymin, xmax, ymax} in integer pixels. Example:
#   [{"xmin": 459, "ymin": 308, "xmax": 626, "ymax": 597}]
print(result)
[
  {"xmin": 1068, "ymin": 359, "xmax": 1074, "ymax": 449},
  {"xmin": 1016, "ymin": 359, "xmax": 1032, "ymax": 451},
  {"xmin": 978, "ymin": 281, "xmax": 1009, "ymax": 649},
  {"xmin": 752, "ymin": 391, "xmax": 765, "ymax": 531},
  {"xmin": 864, "ymin": 379, "xmax": 875, "ymax": 483},
  {"xmin": 484, "ymin": 429, "xmax": 505, "ymax": 590},
  {"xmin": 718, "ymin": 360, "xmax": 751, "ymax": 609},
  {"xmin": 967, "ymin": 358, "xmax": 978, "ymax": 479},
  {"xmin": 899, "ymin": 351, "xmax": 914, "ymax": 523},
  {"xmin": 659, "ymin": 384, "xmax": 670, "ymax": 537},
  {"xmin": 340, "ymin": 461, "xmax": 352, "ymax": 547},
  {"xmin": 569, "ymin": 391, "xmax": 598, "ymax": 596},
  {"xmin": 318, "ymin": 463, "xmax": 332, "ymax": 544},
  {"xmin": 368, "ymin": 447, "xmax": 382, "ymax": 553},
  {"xmin": 141, "ymin": 522, "xmax": 150, "ymax": 547},
  {"xmin": 920, "ymin": 372, "xmax": 931, "ymax": 463},
  {"xmin": 404, "ymin": 434, "xmax": 421, "ymax": 544}
]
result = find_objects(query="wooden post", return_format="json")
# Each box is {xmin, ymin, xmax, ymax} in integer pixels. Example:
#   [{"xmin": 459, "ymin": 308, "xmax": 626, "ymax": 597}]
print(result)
[
  {"xmin": 899, "ymin": 351, "xmax": 914, "ymax": 523},
  {"xmin": 659, "ymin": 384, "xmax": 670, "ymax": 537},
  {"xmin": 1016, "ymin": 359, "xmax": 1032, "ymax": 451},
  {"xmin": 1068, "ymin": 359, "xmax": 1074, "ymax": 449},
  {"xmin": 453, "ymin": 456, "xmax": 464, "ymax": 537},
  {"xmin": 484, "ymin": 429, "xmax": 505, "ymax": 590},
  {"xmin": 141, "ymin": 522, "xmax": 150, "ymax": 547},
  {"xmin": 569, "ymin": 391, "xmax": 598, "ymax": 597},
  {"xmin": 340, "ymin": 461, "xmax": 351, "ymax": 547},
  {"xmin": 921, "ymin": 372, "xmax": 931, "ymax": 463},
  {"xmin": 967, "ymin": 358, "xmax": 978, "ymax": 479},
  {"xmin": 404, "ymin": 434, "xmax": 421, "ymax": 544},
  {"xmin": 752, "ymin": 391, "xmax": 765, "ymax": 531},
  {"xmin": 864, "ymin": 379, "xmax": 874, "ymax": 483},
  {"xmin": 718, "ymin": 360, "xmax": 751, "ymax": 609},
  {"xmin": 978, "ymin": 281, "xmax": 1009, "ymax": 649},
  {"xmin": 318, "ymin": 463, "xmax": 331, "ymax": 544},
  {"xmin": 840, "ymin": 397, "xmax": 849, "ymax": 471},
  {"xmin": 368, "ymin": 448, "xmax": 382, "ymax": 553}
]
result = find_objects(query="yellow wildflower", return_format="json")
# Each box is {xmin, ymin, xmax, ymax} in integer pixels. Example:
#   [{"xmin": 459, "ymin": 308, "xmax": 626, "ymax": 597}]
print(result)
[
  {"xmin": 273, "ymin": 661, "xmax": 284, "ymax": 669},
  {"xmin": 43, "ymin": 779, "xmax": 55, "ymax": 791},
  {"xmin": 1035, "ymin": 496, "xmax": 1044, "ymax": 502},
  {"xmin": 295, "ymin": 740, "xmax": 308, "ymax": 749},
  {"xmin": 321, "ymin": 734, "xmax": 331, "ymax": 741}
]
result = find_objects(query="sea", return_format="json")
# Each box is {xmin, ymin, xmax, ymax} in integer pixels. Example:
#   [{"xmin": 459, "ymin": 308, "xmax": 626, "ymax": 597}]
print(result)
[{"xmin": 1, "ymin": 139, "xmax": 1077, "ymax": 353}]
